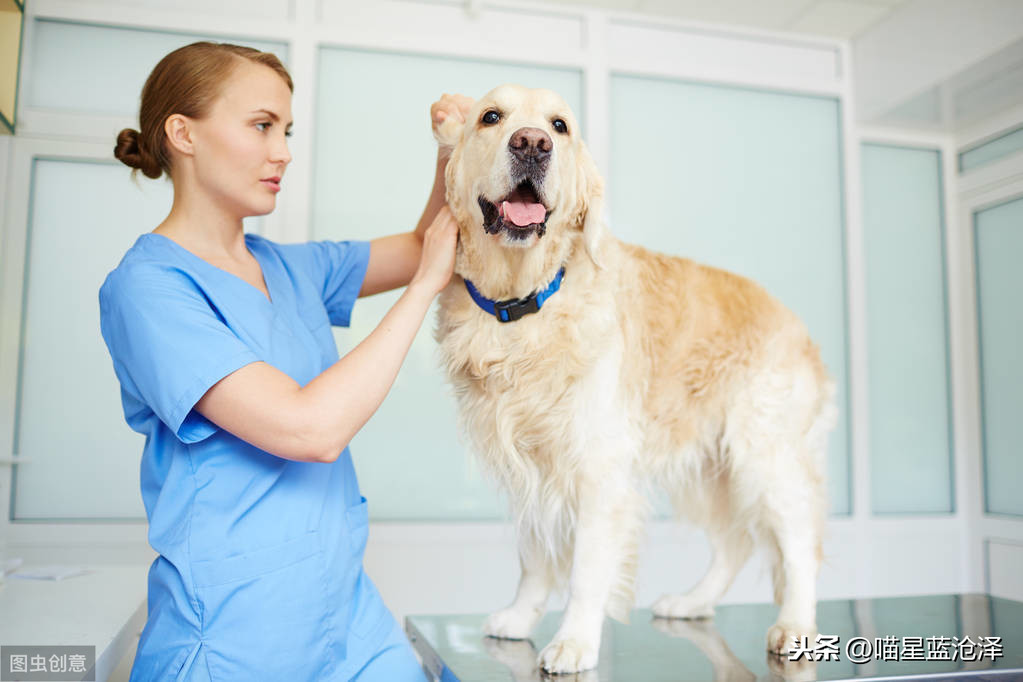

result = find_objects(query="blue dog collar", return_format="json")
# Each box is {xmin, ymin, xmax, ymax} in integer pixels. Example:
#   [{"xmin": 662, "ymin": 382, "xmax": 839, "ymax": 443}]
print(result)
[{"xmin": 464, "ymin": 267, "xmax": 566, "ymax": 323}]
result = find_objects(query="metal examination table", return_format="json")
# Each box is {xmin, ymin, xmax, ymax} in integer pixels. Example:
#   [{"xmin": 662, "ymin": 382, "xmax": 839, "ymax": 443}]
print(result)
[{"xmin": 406, "ymin": 593, "xmax": 1023, "ymax": 681}]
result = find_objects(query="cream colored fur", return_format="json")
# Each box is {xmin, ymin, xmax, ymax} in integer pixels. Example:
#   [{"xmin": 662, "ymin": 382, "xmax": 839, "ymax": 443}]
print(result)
[{"xmin": 433, "ymin": 84, "xmax": 837, "ymax": 674}]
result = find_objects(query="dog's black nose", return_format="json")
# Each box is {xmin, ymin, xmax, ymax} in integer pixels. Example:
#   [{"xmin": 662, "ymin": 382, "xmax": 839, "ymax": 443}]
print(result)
[{"xmin": 508, "ymin": 127, "xmax": 552, "ymax": 163}]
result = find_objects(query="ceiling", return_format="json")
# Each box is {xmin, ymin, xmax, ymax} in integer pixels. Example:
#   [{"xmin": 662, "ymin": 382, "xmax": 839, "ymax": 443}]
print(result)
[
  {"xmin": 534, "ymin": 0, "xmax": 1023, "ymax": 133},
  {"xmin": 537, "ymin": 0, "xmax": 914, "ymax": 40}
]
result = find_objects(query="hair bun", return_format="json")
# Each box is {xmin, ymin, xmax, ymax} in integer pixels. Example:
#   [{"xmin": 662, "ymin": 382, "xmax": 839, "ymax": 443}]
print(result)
[
  {"xmin": 114, "ymin": 128, "xmax": 141, "ymax": 165},
  {"xmin": 114, "ymin": 128, "xmax": 161, "ymax": 179}
]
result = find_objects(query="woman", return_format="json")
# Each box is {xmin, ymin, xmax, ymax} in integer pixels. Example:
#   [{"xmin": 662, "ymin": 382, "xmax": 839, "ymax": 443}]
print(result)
[{"xmin": 100, "ymin": 41, "xmax": 469, "ymax": 680}]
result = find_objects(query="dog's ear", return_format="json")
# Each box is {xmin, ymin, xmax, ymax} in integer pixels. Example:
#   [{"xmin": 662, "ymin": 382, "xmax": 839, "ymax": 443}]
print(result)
[
  {"xmin": 433, "ymin": 113, "xmax": 464, "ymax": 157},
  {"xmin": 574, "ymin": 140, "xmax": 606, "ymax": 269},
  {"xmin": 434, "ymin": 110, "xmax": 468, "ymax": 223}
]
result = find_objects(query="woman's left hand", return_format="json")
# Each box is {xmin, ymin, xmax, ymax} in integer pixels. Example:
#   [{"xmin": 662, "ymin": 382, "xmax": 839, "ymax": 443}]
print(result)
[{"xmin": 431, "ymin": 93, "xmax": 474, "ymax": 150}]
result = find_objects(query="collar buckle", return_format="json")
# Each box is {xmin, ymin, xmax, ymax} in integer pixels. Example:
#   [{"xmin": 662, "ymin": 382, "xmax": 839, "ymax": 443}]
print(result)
[{"xmin": 494, "ymin": 295, "xmax": 540, "ymax": 323}]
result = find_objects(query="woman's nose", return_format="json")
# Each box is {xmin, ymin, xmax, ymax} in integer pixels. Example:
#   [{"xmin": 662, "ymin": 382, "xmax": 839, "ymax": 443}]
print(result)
[{"xmin": 272, "ymin": 137, "xmax": 292, "ymax": 165}]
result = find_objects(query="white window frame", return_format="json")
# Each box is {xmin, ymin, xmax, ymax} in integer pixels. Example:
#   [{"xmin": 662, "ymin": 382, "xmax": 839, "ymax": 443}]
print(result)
[{"xmin": 954, "ymin": 128, "xmax": 1023, "ymax": 597}]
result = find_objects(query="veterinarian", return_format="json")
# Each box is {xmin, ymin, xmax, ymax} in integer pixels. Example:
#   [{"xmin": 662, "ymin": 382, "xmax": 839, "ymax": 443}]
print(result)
[{"xmin": 99, "ymin": 41, "xmax": 469, "ymax": 680}]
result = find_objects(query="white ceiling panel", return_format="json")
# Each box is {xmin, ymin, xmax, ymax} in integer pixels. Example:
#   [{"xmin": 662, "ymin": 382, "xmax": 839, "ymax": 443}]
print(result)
[
  {"xmin": 635, "ymin": 0, "xmax": 812, "ymax": 32},
  {"xmin": 534, "ymin": 0, "xmax": 911, "ymax": 39},
  {"xmin": 530, "ymin": 0, "xmax": 643, "ymax": 9},
  {"xmin": 788, "ymin": 0, "xmax": 893, "ymax": 38}
]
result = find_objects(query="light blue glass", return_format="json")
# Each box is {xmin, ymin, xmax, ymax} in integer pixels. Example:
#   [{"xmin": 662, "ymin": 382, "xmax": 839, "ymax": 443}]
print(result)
[
  {"xmin": 27, "ymin": 19, "xmax": 287, "ymax": 115},
  {"xmin": 861, "ymin": 144, "xmax": 953, "ymax": 514},
  {"xmin": 13, "ymin": 159, "xmax": 262, "ymax": 520},
  {"xmin": 609, "ymin": 75, "xmax": 850, "ymax": 515},
  {"xmin": 14, "ymin": 159, "xmax": 171, "ymax": 519},
  {"xmin": 974, "ymin": 195, "xmax": 1023, "ymax": 517},
  {"xmin": 960, "ymin": 127, "xmax": 1023, "ymax": 173},
  {"xmin": 313, "ymin": 47, "xmax": 582, "ymax": 520}
]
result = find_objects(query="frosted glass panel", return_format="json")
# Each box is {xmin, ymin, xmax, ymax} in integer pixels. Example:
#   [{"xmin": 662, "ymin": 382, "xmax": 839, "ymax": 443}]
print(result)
[
  {"xmin": 974, "ymin": 195, "xmax": 1023, "ymax": 517},
  {"xmin": 14, "ymin": 160, "xmax": 169, "ymax": 519},
  {"xmin": 960, "ymin": 126, "xmax": 1023, "ymax": 173},
  {"xmin": 314, "ymin": 47, "xmax": 582, "ymax": 520},
  {"xmin": 861, "ymin": 144, "xmax": 952, "ymax": 514},
  {"xmin": 610, "ymin": 75, "xmax": 850, "ymax": 515},
  {"xmin": 27, "ymin": 19, "xmax": 286, "ymax": 115},
  {"xmin": 13, "ymin": 159, "xmax": 261, "ymax": 519}
]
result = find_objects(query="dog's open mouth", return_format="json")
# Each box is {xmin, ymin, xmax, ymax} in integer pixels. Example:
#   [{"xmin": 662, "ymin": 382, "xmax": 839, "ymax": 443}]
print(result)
[{"xmin": 478, "ymin": 180, "xmax": 550, "ymax": 240}]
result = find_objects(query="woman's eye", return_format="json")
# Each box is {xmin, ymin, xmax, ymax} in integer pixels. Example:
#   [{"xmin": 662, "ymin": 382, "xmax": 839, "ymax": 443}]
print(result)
[
  {"xmin": 285, "ymin": 129, "xmax": 293, "ymax": 138},
  {"xmin": 255, "ymin": 122, "xmax": 270, "ymax": 132},
  {"xmin": 481, "ymin": 110, "xmax": 501, "ymax": 125},
  {"xmin": 552, "ymin": 119, "xmax": 568, "ymax": 134}
]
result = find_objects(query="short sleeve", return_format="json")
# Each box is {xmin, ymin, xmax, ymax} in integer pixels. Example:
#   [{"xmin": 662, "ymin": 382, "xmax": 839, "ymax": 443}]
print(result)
[
  {"xmin": 275, "ymin": 239, "xmax": 371, "ymax": 327},
  {"xmin": 99, "ymin": 265, "xmax": 260, "ymax": 444}
]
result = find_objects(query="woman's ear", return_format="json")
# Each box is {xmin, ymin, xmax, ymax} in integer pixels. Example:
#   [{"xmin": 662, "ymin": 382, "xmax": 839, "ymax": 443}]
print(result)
[
  {"xmin": 164, "ymin": 114, "xmax": 195, "ymax": 157},
  {"xmin": 575, "ymin": 140, "xmax": 606, "ymax": 269}
]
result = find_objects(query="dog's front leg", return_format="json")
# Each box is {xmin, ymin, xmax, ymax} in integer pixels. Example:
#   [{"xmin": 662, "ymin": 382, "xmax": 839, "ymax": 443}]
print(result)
[
  {"xmin": 484, "ymin": 536, "xmax": 553, "ymax": 640},
  {"xmin": 538, "ymin": 474, "xmax": 634, "ymax": 674}
]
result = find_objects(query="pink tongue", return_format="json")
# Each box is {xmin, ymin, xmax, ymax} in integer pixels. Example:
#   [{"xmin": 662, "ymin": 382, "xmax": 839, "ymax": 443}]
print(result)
[{"xmin": 501, "ymin": 201, "xmax": 546, "ymax": 227}]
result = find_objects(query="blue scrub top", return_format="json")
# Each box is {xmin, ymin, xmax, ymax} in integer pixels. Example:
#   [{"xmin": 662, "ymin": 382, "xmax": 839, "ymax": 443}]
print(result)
[{"xmin": 99, "ymin": 233, "xmax": 393, "ymax": 680}]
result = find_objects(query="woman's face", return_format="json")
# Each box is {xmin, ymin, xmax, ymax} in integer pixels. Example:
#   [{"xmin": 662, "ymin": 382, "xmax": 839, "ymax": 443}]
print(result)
[{"xmin": 189, "ymin": 60, "xmax": 293, "ymax": 218}]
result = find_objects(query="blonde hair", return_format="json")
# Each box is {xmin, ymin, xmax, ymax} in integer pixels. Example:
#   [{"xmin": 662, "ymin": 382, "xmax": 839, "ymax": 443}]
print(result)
[{"xmin": 114, "ymin": 42, "xmax": 293, "ymax": 179}]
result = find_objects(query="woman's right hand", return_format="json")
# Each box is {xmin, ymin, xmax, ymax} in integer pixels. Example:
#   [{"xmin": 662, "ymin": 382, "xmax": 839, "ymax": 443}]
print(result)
[{"xmin": 411, "ymin": 205, "xmax": 458, "ymax": 296}]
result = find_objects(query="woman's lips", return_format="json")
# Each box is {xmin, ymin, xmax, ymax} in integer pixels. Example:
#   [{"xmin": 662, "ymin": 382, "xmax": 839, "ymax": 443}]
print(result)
[{"xmin": 261, "ymin": 177, "xmax": 281, "ymax": 193}]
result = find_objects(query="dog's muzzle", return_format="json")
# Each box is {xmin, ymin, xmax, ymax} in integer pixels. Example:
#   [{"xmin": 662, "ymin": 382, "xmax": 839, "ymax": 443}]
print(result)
[{"xmin": 478, "ymin": 127, "xmax": 554, "ymax": 241}]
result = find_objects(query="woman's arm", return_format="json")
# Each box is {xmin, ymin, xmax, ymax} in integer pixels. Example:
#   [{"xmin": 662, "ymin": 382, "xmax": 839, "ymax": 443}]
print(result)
[
  {"xmin": 358, "ymin": 93, "xmax": 473, "ymax": 297},
  {"xmin": 194, "ymin": 207, "xmax": 458, "ymax": 463}
]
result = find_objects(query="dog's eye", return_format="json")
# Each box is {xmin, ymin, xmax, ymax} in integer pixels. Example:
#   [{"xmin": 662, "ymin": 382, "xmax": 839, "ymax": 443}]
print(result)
[
  {"xmin": 481, "ymin": 110, "xmax": 501, "ymax": 125},
  {"xmin": 552, "ymin": 118, "xmax": 569, "ymax": 134}
]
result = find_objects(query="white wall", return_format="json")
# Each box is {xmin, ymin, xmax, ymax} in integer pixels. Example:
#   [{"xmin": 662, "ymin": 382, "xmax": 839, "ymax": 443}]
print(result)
[{"xmin": 0, "ymin": 134, "xmax": 9, "ymax": 264}]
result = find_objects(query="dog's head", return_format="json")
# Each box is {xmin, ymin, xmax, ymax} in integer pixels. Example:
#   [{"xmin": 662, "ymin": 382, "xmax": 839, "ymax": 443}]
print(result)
[{"xmin": 436, "ymin": 84, "xmax": 604, "ymax": 298}]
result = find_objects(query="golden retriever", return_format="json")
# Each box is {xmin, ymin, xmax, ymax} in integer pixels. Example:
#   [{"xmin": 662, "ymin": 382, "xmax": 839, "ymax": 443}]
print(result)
[{"xmin": 432, "ymin": 84, "xmax": 837, "ymax": 674}]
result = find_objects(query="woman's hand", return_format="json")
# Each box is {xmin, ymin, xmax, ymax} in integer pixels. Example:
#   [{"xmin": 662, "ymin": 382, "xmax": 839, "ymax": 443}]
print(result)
[
  {"xmin": 411, "ymin": 205, "xmax": 458, "ymax": 296},
  {"xmin": 431, "ymin": 93, "xmax": 474, "ymax": 128},
  {"xmin": 431, "ymin": 93, "xmax": 474, "ymax": 156}
]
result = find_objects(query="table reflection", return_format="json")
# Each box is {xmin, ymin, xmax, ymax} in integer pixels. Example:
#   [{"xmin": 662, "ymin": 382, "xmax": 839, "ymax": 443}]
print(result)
[{"xmin": 407, "ymin": 594, "xmax": 1023, "ymax": 681}]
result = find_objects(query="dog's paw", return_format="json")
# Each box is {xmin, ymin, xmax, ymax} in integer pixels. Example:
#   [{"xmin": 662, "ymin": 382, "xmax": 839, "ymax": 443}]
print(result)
[
  {"xmin": 483, "ymin": 607, "xmax": 541, "ymax": 640},
  {"xmin": 651, "ymin": 594, "xmax": 715, "ymax": 619},
  {"xmin": 538, "ymin": 637, "xmax": 599, "ymax": 674},
  {"xmin": 766, "ymin": 621, "xmax": 817, "ymax": 656}
]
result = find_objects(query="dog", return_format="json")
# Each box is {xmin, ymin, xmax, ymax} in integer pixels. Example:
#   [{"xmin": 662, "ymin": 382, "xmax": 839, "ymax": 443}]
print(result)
[{"xmin": 432, "ymin": 84, "xmax": 837, "ymax": 674}]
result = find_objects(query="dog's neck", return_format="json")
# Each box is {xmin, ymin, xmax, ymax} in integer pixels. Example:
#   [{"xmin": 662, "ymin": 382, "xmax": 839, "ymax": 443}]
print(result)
[{"xmin": 455, "ymin": 227, "xmax": 578, "ymax": 301}]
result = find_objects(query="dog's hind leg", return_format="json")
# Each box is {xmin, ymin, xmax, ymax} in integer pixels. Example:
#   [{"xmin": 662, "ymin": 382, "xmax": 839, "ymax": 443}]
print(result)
[
  {"xmin": 651, "ymin": 524, "xmax": 752, "ymax": 620},
  {"xmin": 757, "ymin": 454, "xmax": 824, "ymax": 656},
  {"xmin": 484, "ymin": 535, "xmax": 554, "ymax": 640}
]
